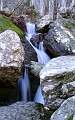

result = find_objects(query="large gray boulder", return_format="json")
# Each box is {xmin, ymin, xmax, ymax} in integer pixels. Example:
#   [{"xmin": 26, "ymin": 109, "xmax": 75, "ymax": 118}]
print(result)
[
  {"xmin": 36, "ymin": 14, "xmax": 52, "ymax": 33},
  {"xmin": 0, "ymin": 102, "xmax": 41, "ymax": 120},
  {"xmin": 50, "ymin": 96, "xmax": 75, "ymax": 120},
  {"xmin": 40, "ymin": 55, "xmax": 75, "ymax": 109},
  {"xmin": 44, "ymin": 21, "xmax": 74, "ymax": 57},
  {"xmin": 0, "ymin": 30, "xmax": 24, "ymax": 83},
  {"xmin": 0, "ymin": 30, "xmax": 24, "ymax": 105}
]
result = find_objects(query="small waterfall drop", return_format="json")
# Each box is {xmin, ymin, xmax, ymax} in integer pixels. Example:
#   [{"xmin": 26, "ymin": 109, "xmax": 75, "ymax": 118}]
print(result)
[
  {"xmin": 26, "ymin": 22, "xmax": 36, "ymax": 39},
  {"xmin": 18, "ymin": 68, "xmax": 30, "ymax": 102},
  {"xmin": 26, "ymin": 22, "xmax": 50, "ymax": 104},
  {"xmin": 26, "ymin": 22, "xmax": 50, "ymax": 64},
  {"xmin": 34, "ymin": 86, "xmax": 44, "ymax": 105},
  {"xmin": 21, "ymin": 69, "xmax": 30, "ymax": 101}
]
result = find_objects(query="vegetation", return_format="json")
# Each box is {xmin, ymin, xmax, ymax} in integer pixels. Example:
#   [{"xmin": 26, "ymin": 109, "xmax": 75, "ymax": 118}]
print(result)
[
  {"xmin": 0, "ymin": 15, "xmax": 24, "ymax": 38},
  {"xmin": 36, "ymin": 104, "xmax": 55, "ymax": 120},
  {"xmin": 64, "ymin": 22, "xmax": 75, "ymax": 30},
  {"xmin": 67, "ymin": 114, "xmax": 73, "ymax": 120}
]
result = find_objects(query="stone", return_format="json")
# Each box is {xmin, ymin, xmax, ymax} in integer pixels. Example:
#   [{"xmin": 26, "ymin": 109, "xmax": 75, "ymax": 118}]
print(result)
[
  {"xmin": 50, "ymin": 96, "xmax": 75, "ymax": 120},
  {"xmin": 24, "ymin": 37, "xmax": 37, "ymax": 65},
  {"xmin": 0, "ymin": 30, "xmax": 24, "ymax": 105},
  {"xmin": 30, "ymin": 61, "xmax": 44, "ymax": 77},
  {"xmin": 10, "ymin": 15, "xmax": 27, "ymax": 32},
  {"xmin": 44, "ymin": 21, "xmax": 72, "ymax": 58},
  {"xmin": 36, "ymin": 14, "xmax": 52, "ymax": 33},
  {"xmin": 30, "ymin": 33, "xmax": 43, "ymax": 48},
  {"xmin": 0, "ymin": 102, "xmax": 41, "ymax": 120},
  {"xmin": 40, "ymin": 55, "xmax": 75, "ymax": 109},
  {"xmin": 0, "ymin": 29, "xmax": 24, "ymax": 82},
  {"xmin": 54, "ymin": 20, "xmax": 75, "ymax": 54}
]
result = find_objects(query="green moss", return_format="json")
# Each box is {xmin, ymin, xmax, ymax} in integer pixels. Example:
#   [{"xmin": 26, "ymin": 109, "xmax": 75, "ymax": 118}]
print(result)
[
  {"xmin": 64, "ymin": 22, "xmax": 75, "ymax": 30},
  {"xmin": 0, "ymin": 15, "xmax": 24, "ymax": 38},
  {"xmin": 36, "ymin": 104, "xmax": 55, "ymax": 120},
  {"xmin": 67, "ymin": 114, "xmax": 73, "ymax": 120}
]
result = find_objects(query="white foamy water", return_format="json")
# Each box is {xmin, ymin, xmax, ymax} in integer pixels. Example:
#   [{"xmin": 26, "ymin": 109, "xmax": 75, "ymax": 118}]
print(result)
[
  {"xmin": 34, "ymin": 86, "xmax": 44, "ymax": 105},
  {"xmin": 26, "ymin": 22, "xmax": 50, "ymax": 64},
  {"xmin": 26, "ymin": 22, "xmax": 50, "ymax": 105},
  {"xmin": 21, "ymin": 68, "xmax": 30, "ymax": 101}
]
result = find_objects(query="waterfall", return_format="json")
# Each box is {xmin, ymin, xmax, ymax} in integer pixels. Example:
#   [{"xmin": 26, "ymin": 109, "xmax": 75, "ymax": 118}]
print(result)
[
  {"xmin": 18, "ymin": 68, "xmax": 30, "ymax": 102},
  {"xmin": 26, "ymin": 22, "xmax": 50, "ymax": 64},
  {"xmin": 26, "ymin": 22, "xmax": 50, "ymax": 104}
]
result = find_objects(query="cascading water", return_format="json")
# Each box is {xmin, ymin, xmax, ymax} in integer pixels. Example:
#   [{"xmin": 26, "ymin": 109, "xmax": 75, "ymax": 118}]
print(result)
[
  {"xmin": 18, "ymin": 68, "xmax": 30, "ymax": 102},
  {"xmin": 26, "ymin": 22, "xmax": 50, "ymax": 64},
  {"xmin": 34, "ymin": 41, "xmax": 50, "ymax": 105},
  {"xmin": 26, "ymin": 22, "xmax": 50, "ymax": 104}
]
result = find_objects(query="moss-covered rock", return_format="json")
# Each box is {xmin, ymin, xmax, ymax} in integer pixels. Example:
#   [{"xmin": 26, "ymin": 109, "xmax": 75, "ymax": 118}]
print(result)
[
  {"xmin": 64, "ymin": 21, "xmax": 75, "ymax": 30},
  {"xmin": 36, "ymin": 104, "xmax": 55, "ymax": 120},
  {"xmin": 0, "ymin": 15, "xmax": 24, "ymax": 38}
]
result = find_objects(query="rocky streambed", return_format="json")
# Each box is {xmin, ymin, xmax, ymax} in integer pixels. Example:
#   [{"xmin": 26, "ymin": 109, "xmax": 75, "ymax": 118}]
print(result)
[{"xmin": 0, "ymin": 3, "xmax": 75, "ymax": 120}]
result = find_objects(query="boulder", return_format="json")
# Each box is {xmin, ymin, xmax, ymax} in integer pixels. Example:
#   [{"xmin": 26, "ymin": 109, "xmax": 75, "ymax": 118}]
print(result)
[
  {"xmin": 44, "ymin": 21, "xmax": 73, "ymax": 58},
  {"xmin": 24, "ymin": 38, "xmax": 37, "ymax": 64},
  {"xmin": 0, "ymin": 15, "xmax": 24, "ymax": 39},
  {"xmin": 29, "ymin": 61, "xmax": 43, "ymax": 100},
  {"xmin": 0, "ymin": 30, "xmax": 24, "ymax": 105},
  {"xmin": 0, "ymin": 102, "xmax": 41, "ymax": 120},
  {"xmin": 40, "ymin": 55, "xmax": 75, "ymax": 109},
  {"xmin": 36, "ymin": 14, "xmax": 52, "ymax": 33},
  {"xmin": 10, "ymin": 15, "xmax": 27, "ymax": 32},
  {"xmin": 30, "ymin": 33, "xmax": 43, "ymax": 48},
  {"xmin": 30, "ymin": 61, "xmax": 44, "ymax": 77},
  {"xmin": 50, "ymin": 96, "xmax": 75, "ymax": 120}
]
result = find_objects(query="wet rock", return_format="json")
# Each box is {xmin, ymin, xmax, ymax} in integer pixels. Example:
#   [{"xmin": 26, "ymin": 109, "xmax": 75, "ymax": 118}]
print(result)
[
  {"xmin": 30, "ymin": 33, "xmax": 43, "ymax": 48},
  {"xmin": 10, "ymin": 15, "xmax": 27, "ymax": 32},
  {"xmin": 50, "ymin": 96, "xmax": 75, "ymax": 120},
  {"xmin": 30, "ymin": 61, "xmax": 44, "ymax": 77},
  {"xmin": 0, "ymin": 102, "xmax": 41, "ymax": 120},
  {"xmin": 0, "ymin": 30, "xmax": 24, "ymax": 105},
  {"xmin": 44, "ymin": 21, "xmax": 72, "ymax": 58},
  {"xmin": 36, "ymin": 14, "xmax": 52, "ymax": 33},
  {"xmin": 53, "ymin": 20, "xmax": 75, "ymax": 54},
  {"xmin": 40, "ymin": 56, "xmax": 75, "ymax": 109},
  {"xmin": 24, "ymin": 37, "xmax": 37, "ymax": 64}
]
